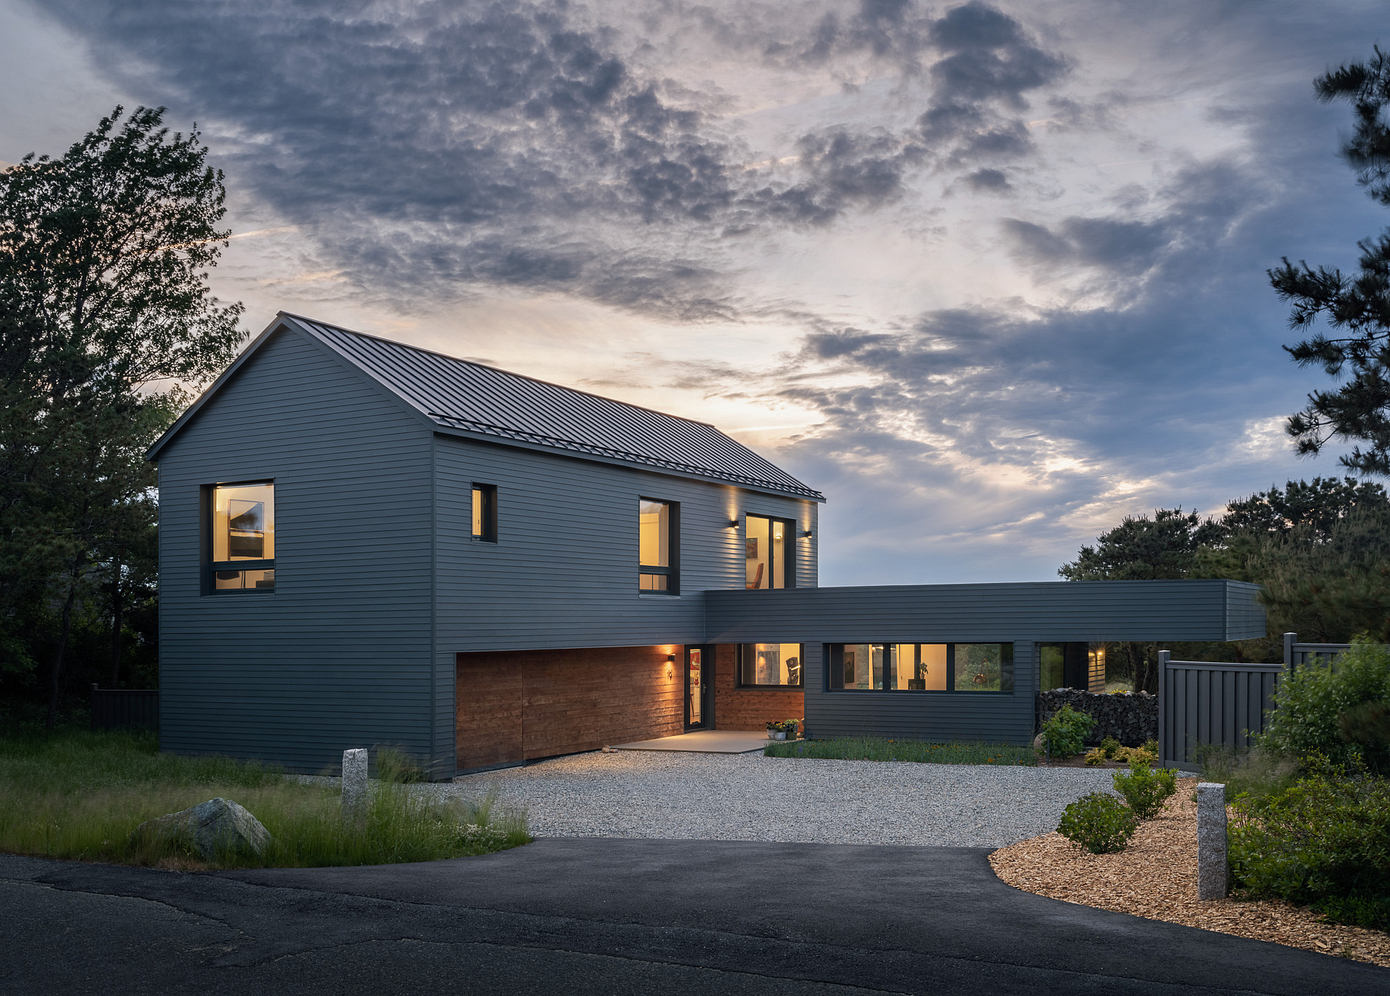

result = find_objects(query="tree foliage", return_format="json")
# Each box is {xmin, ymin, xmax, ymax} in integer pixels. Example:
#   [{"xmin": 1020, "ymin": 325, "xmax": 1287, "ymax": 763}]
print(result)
[
  {"xmin": 0, "ymin": 106, "xmax": 243, "ymax": 723},
  {"xmin": 1271, "ymin": 46, "xmax": 1390, "ymax": 474},
  {"xmin": 1058, "ymin": 507, "xmax": 1221, "ymax": 581},
  {"xmin": 1059, "ymin": 479, "xmax": 1390, "ymax": 675}
]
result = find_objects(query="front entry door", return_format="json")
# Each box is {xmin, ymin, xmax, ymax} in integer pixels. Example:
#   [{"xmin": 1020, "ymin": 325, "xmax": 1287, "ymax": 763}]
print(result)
[{"xmin": 685, "ymin": 647, "xmax": 710, "ymax": 729}]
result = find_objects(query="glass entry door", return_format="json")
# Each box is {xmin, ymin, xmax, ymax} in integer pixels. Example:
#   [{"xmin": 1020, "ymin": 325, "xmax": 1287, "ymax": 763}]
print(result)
[{"xmin": 685, "ymin": 647, "xmax": 709, "ymax": 729}]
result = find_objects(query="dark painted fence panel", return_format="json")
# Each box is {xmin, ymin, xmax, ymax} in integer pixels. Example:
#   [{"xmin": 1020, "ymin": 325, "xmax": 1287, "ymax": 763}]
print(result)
[
  {"xmin": 1158, "ymin": 633, "xmax": 1365, "ymax": 768},
  {"xmin": 1158, "ymin": 653, "xmax": 1282, "ymax": 768},
  {"xmin": 91, "ymin": 686, "xmax": 159, "ymax": 732}
]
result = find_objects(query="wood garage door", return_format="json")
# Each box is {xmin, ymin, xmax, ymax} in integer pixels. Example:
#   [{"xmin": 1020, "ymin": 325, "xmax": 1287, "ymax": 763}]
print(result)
[
  {"xmin": 455, "ymin": 646, "xmax": 685, "ymax": 771},
  {"xmin": 456, "ymin": 657, "xmax": 524, "ymax": 771}
]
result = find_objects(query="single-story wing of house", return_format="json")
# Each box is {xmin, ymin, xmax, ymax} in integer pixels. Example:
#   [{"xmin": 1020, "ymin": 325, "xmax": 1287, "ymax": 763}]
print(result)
[{"xmin": 147, "ymin": 313, "xmax": 1264, "ymax": 777}]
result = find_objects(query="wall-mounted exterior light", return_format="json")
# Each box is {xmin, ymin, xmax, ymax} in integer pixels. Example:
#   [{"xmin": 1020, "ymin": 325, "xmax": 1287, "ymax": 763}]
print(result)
[{"xmin": 728, "ymin": 518, "xmax": 740, "ymax": 528}]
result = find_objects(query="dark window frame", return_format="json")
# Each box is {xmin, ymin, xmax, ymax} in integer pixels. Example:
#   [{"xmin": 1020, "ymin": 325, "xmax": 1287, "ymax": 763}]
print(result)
[
  {"xmin": 737, "ymin": 643, "xmax": 806, "ymax": 688},
  {"xmin": 825, "ymin": 642, "xmax": 1015, "ymax": 693},
  {"xmin": 638, "ymin": 497, "xmax": 680, "ymax": 595},
  {"xmin": 471, "ymin": 483, "xmax": 498, "ymax": 542},
  {"xmin": 203, "ymin": 479, "xmax": 276, "ymax": 595},
  {"xmin": 745, "ymin": 512, "xmax": 796, "ymax": 589}
]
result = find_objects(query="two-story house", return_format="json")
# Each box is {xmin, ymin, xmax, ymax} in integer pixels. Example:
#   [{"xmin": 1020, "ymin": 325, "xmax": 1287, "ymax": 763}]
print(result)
[{"xmin": 148, "ymin": 314, "xmax": 1264, "ymax": 777}]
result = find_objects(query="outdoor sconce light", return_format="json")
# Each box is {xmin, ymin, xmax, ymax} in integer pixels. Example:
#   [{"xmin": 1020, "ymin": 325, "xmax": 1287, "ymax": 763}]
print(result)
[
  {"xmin": 666, "ymin": 653, "xmax": 676, "ymax": 662},
  {"xmin": 728, "ymin": 518, "xmax": 739, "ymax": 528},
  {"xmin": 801, "ymin": 529, "xmax": 813, "ymax": 538}
]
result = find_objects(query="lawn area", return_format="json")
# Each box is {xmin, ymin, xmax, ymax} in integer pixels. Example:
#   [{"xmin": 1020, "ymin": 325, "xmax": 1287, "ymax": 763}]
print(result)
[
  {"xmin": 0, "ymin": 727, "xmax": 529, "ymax": 869},
  {"xmin": 764, "ymin": 736, "xmax": 1037, "ymax": 765}
]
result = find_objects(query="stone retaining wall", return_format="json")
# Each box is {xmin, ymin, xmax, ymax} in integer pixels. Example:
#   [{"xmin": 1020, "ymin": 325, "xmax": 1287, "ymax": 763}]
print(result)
[{"xmin": 1036, "ymin": 688, "xmax": 1157, "ymax": 746}]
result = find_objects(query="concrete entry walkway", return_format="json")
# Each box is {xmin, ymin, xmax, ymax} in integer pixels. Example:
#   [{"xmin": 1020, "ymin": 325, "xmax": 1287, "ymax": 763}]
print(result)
[{"xmin": 609, "ymin": 729, "xmax": 771, "ymax": 753}]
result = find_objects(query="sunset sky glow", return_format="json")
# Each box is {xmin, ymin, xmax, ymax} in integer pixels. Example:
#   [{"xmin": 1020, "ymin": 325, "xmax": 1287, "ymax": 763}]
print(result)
[{"xmin": 3, "ymin": 0, "xmax": 1386, "ymax": 584}]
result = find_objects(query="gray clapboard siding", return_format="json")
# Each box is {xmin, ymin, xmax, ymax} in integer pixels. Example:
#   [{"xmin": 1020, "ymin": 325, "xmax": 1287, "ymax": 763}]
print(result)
[
  {"xmin": 704, "ymin": 580, "xmax": 1264, "ymax": 643},
  {"xmin": 433, "ymin": 433, "xmax": 818, "ymax": 652},
  {"xmin": 709, "ymin": 581, "xmax": 1260, "ymax": 746},
  {"xmin": 158, "ymin": 327, "xmax": 441, "ymax": 774}
]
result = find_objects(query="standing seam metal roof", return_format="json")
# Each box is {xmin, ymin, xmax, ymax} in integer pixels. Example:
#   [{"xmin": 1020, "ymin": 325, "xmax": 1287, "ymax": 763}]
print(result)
[{"xmin": 284, "ymin": 314, "xmax": 825, "ymax": 501}]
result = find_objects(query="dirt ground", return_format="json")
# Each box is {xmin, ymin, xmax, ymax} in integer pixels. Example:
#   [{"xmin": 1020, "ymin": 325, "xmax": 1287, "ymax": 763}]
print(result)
[{"xmin": 989, "ymin": 777, "xmax": 1390, "ymax": 969}]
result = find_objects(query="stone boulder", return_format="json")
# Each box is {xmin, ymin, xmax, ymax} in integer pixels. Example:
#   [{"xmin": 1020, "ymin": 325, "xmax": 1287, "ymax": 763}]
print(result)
[{"xmin": 131, "ymin": 797, "xmax": 271, "ymax": 861}]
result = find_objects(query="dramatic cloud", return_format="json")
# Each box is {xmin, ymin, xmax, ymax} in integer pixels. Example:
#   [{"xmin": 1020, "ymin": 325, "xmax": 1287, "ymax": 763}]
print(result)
[{"xmin": 14, "ymin": 0, "xmax": 1383, "ymax": 583}]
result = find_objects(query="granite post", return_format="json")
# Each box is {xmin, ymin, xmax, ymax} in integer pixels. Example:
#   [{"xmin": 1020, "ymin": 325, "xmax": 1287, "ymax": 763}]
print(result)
[
  {"xmin": 342, "ymin": 748, "xmax": 369, "ymax": 829},
  {"xmin": 1196, "ymin": 782, "xmax": 1228, "ymax": 900}
]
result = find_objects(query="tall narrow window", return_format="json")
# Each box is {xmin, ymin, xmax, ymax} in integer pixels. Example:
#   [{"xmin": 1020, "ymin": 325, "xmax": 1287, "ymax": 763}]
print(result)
[
  {"xmin": 208, "ymin": 481, "xmax": 275, "ymax": 592},
  {"xmin": 745, "ymin": 514, "xmax": 793, "ymax": 589},
  {"xmin": 638, "ymin": 498, "xmax": 678, "ymax": 594},
  {"xmin": 471, "ymin": 483, "xmax": 497, "ymax": 542}
]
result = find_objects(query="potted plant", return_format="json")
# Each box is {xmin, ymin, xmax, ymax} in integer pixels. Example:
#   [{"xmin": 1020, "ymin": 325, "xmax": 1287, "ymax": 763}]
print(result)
[{"xmin": 766, "ymin": 721, "xmax": 786, "ymax": 741}]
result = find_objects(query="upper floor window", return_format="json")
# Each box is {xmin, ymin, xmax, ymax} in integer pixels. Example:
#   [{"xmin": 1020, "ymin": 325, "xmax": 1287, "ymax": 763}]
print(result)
[
  {"xmin": 639, "ymin": 498, "xmax": 678, "ymax": 594},
  {"xmin": 471, "ymin": 483, "xmax": 498, "ymax": 542},
  {"xmin": 208, "ymin": 481, "xmax": 275, "ymax": 592},
  {"xmin": 745, "ymin": 514, "xmax": 794, "ymax": 589}
]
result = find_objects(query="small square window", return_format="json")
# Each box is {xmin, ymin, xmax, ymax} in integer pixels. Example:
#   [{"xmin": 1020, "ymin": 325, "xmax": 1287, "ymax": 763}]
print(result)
[{"xmin": 472, "ymin": 484, "xmax": 498, "ymax": 542}]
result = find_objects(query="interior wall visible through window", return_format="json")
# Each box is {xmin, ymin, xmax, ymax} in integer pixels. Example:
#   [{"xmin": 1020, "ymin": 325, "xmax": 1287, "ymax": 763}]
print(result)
[
  {"xmin": 639, "ymin": 498, "xmax": 677, "ymax": 593},
  {"xmin": 737, "ymin": 643, "xmax": 804, "ymax": 686},
  {"xmin": 209, "ymin": 481, "xmax": 275, "ymax": 592},
  {"xmin": 827, "ymin": 643, "xmax": 1012, "ymax": 692},
  {"xmin": 745, "ymin": 514, "xmax": 791, "ymax": 589}
]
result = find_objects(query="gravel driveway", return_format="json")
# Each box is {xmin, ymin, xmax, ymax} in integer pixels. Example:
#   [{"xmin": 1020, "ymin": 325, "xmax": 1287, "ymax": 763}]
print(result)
[{"xmin": 443, "ymin": 750, "xmax": 1119, "ymax": 848}]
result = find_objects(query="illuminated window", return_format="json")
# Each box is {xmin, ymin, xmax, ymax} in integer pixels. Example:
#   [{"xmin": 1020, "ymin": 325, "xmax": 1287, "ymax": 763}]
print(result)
[
  {"xmin": 828, "ymin": 643, "xmax": 1012, "ymax": 692},
  {"xmin": 745, "ymin": 514, "xmax": 794, "ymax": 589},
  {"xmin": 639, "ymin": 498, "xmax": 678, "ymax": 594},
  {"xmin": 207, "ymin": 481, "xmax": 275, "ymax": 592},
  {"xmin": 738, "ymin": 644, "xmax": 804, "ymax": 687},
  {"xmin": 471, "ymin": 483, "xmax": 497, "ymax": 542}
]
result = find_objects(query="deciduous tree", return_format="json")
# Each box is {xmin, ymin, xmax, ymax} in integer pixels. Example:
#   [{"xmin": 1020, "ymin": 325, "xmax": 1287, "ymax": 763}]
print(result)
[{"xmin": 0, "ymin": 106, "xmax": 242, "ymax": 724}]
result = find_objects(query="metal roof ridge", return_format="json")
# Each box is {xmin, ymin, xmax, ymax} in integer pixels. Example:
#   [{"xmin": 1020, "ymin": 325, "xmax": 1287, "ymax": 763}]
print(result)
[{"xmin": 283, "ymin": 312, "xmax": 727, "ymax": 431}]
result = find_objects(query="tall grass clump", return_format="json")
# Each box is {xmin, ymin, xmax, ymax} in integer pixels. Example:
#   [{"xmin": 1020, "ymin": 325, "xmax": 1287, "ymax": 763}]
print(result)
[
  {"xmin": 0, "ymin": 727, "xmax": 528, "ymax": 868},
  {"xmin": 764, "ymin": 737, "xmax": 1036, "ymax": 765}
]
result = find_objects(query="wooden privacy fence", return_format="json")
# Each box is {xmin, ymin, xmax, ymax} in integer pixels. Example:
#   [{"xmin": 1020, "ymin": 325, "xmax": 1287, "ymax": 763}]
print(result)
[
  {"xmin": 90, "ymin": 685, "xmax": 158, "ymax": 732},
  {"xmin": 1157, "ymin": 633, "xmax": 1358, "ymax": 769},
  {"xmin": 1157, "ymin": 654, "xmax": 1282, "ymax": 768}
]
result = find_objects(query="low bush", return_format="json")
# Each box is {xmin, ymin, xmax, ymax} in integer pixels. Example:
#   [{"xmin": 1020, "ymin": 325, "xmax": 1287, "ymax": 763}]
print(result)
[
  {"xmin": 1057, "ymin": 792, "xmax": 1138, "ymax": 853},
  {"xmin": 1228, "ymin": 759, "xmax": 1390, "ymax": 930},
  {"xmin": 1099, "ymin": 737, "xmax": 1122, "ymax": 758},
  {"xmin": 1041, "ymin": 704, "xmax": 1095, "ymax": 759},
  {"xmin": 1083, "ymin": 743, "xmax": 1158, "ymax": 767},
  {"xmin": 1112, "ymin": 759, "xmax": 1176, "ymax": 819}
]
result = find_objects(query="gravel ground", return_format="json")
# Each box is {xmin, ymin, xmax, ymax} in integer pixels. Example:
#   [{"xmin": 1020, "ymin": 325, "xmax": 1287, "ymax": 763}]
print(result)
[{"xmin": 439, "ymin": 750, "xmax": 1120, "ymax": 848}]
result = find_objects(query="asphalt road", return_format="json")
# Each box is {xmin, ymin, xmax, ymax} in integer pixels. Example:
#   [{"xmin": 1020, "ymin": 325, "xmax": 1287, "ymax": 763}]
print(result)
[{"xmin": 2, "ymin": 840, "xmax": 1385, "ymax": 995}]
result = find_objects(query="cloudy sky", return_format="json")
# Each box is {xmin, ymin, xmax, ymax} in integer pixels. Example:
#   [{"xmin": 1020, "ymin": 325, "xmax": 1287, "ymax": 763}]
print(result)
[{"xmin": 2, "ymin": 0, "xmax": 1385, "ymax": 584}]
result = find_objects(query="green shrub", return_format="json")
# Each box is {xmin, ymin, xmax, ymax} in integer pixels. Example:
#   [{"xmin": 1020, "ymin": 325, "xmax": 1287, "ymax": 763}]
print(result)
[
  {"xmin": 1228, "ymin": 760, "xmax": 1390, "ymax": 930},
  {"xmin": 1041, "ymin": 705, "xmax": 1095, "ymax": 759},
  {"xmin": 1057, "ymin": 792, "xmax": 1138, "ymax": 853},
  {"xmin": 1112, "ymin": 758, "xmax": 1177, "ymax": 819},
  {"xmin": 1337, "ymin": 700, "xmax": 1390, "ymax": 775},
  {"xmin": 1099, "ymin": 737, "xmax": 1121, "ymax": 758},
  {"xmin": 1260, "ymin": 637, "xmax": 1390, "ymax": 768}
]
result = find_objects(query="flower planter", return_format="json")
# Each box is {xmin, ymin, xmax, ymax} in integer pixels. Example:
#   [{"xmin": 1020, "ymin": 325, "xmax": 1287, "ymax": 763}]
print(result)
[{"xmin": 768, "ymin": 730, "xmax": 786, "ymax": 740}]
